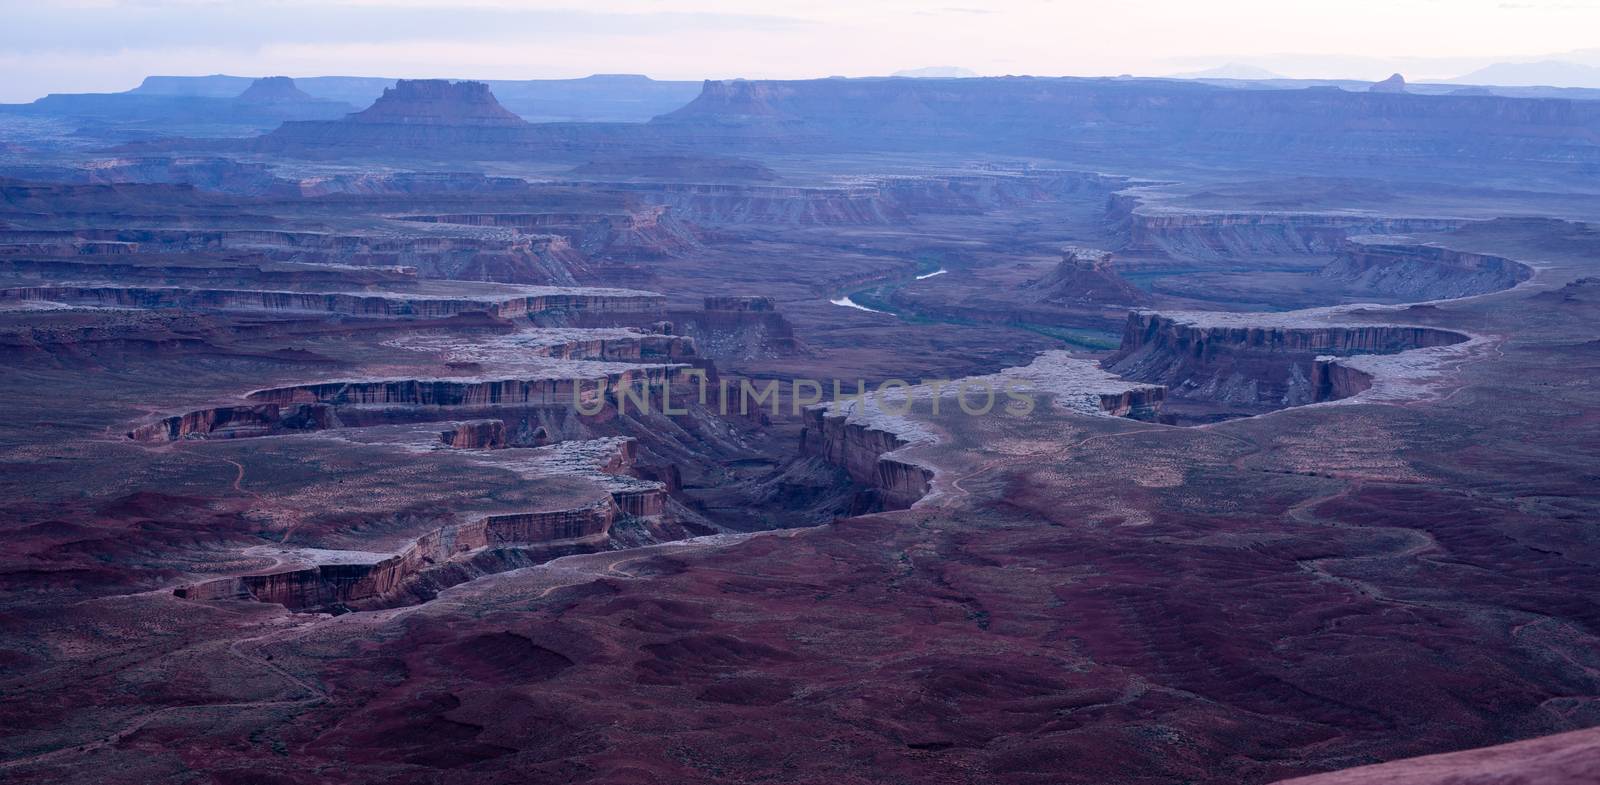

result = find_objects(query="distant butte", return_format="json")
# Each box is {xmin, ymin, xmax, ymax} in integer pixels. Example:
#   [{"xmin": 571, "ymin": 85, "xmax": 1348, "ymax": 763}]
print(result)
[
  {"xmin": 253, "ymin": 79, "xmax": 569, "ymax": 159},
  {"xmin": 1369, "ymin": 73, "xmax": 1408, "ymax": 93},
  {"xmin": 346, "ymin": 79, "xmax": 530, "ymax": 127},
  {"xmin": 234, "ymin": 76, "xmax": 320, "ymax": 105}
]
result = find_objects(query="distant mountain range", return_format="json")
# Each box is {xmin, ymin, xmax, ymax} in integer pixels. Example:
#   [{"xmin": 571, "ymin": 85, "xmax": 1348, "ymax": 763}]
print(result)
[
  {"xmin": 890, "ymin": 67, "xmax": 980, "ymax": 79},
  {"xmin": 1169, "ymin": 63, "xmax": 1285, "ymax": 80},
  {"xmin": 1448, "ymin": 61, "xmax": 1600, "ymax": 89}
]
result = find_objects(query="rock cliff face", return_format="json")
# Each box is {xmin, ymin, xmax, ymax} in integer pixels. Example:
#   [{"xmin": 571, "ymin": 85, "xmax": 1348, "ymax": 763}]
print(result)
[
  {"xmin": 1031, "ymin": 246, "xmax": 1147, "ymax": 306},
  {"xmin": 0, "ymin": 235, "xmax": 576, "ymax": 289},
  {"xmin": 0, "ymin": 248, "xmax": 419, "ymax": 289},
  {"xmin": 582, "ymin": 182, "xmax": 903, "ymax": 225},
  {"xmin": 255, "ymin": 80, "xmax": 560, "ymax": 159},
  {"xmin": 441, "ymin": 419, "xmax": 508, "ymax": 449},
  {"xmin": 0, "ymin": 285, "xmax": 664, "ymax": 320},
  {"xmin": 234, "ymin": 77, "xmax": 320, "ymax": 106},
  {"xmin": 395, "ymin": 206, "xmax": 699, "ymax": 260},
  {"xmin": 1310, "ymin": 359, "xmax": 1375, "ymax": 402},
  {"xmin": 798, "ymin": 352, "xmax": 1166, "ymax": 509},
  {"xmin": 129, "ymin": 402, "xmax": 336, "ymax": 442},
  {"xmin": 132, "ymin": 363, "xmax": 698, "ymax": 442},
  {"xmin": 1111, "ymin": 202, "xmax": 1464, "ymax": 260},
  {"xmin": 1318, "ymin": 238, "xmax": 1533, "ymax": 299},
  {"xmin": 799, "ymin": 406, "xmax": 932, "ymax": 512},
  {"xmin": 576, "ymin": 171, "xmax": 1113, "ymax": 227},
  {"xmin": 670, "ymin": 296, "xmax": 801, "ymax": 359},
  {"xmin": 246, "ymin": 366, "xmax": 687, "ymax": 408},
  {"xmin": 1105, "ymin": 312, "xmax": 1468, "ymax": 408},
  {"xmin": 184, "ymin": 497, "xmax": 619, "ymax": 612},
  {"xmin": 345, "ymin": 80, "xmax": 527, "ymax": 127},
  {"xmin": 176, "ymin": 437, "xmax": 668, "ymax": 612}
]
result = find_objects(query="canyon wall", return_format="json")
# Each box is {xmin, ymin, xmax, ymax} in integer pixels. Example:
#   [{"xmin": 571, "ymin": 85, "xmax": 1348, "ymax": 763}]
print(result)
[
  {"xmin": 1110, "ymin": 202, "xmax": 1465, "ymax": 260},
  {"xmin": 0, "ymin": 285, "xmax": 664, "ymax": 320},
  {"xmin": 176, "ymin": 438, "xmax": 670, "ymax": 612},
  {"xmin": 1105, "ymin": 312, "xmax": 1468, "ymax": 408},
  {"xmin": 441, "ymin": 419, "xmax": 508, "ymax": 449},
  {"xmin": 653, "ymin": 77, "xmax": 1600, "ymax": 174},
  {"xmin": 799, "ymin": 406, "xmax": 932, "ymax": 512},
  {"xmin": 132, "ymin": 365, "xmax": 698, "ymax": 442},
  {"xmin": 669, "ymin": 296, "xmax": 801, "ymax": 360},
  {"xmin": 1319, "ymin": 238, "xmax": 1533, "ymax": 299},
  {"xmin": 183, "ymin": 497, "xmax": 620, "ymax": 612},
  {"xmin": 395, "ymin": 206, "xmax": 699, "ymax": 261}
]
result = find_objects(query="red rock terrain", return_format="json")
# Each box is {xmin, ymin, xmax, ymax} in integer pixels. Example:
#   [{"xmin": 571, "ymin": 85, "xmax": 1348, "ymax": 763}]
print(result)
[{"xmin": 2, "ymin": 73, "xmax": 1600, "ymax": 785}]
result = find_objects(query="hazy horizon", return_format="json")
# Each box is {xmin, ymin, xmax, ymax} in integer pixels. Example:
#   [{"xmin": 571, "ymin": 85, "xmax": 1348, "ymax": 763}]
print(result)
[{"xmin": 7, "ymin": 0, "xmax": 1600, "ymax": 102}]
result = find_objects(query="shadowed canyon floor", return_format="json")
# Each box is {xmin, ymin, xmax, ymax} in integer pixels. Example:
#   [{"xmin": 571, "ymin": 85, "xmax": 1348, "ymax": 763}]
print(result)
[{"xmin": 1, "ymin": 76, "xmax": 1599, "ymax": 784}]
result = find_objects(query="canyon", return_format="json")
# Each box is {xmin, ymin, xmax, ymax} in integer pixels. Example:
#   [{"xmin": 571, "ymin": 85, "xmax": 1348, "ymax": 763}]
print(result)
[{"xmin": 0, "ymin": 73, "xmax": 1597, "ymax": 785}]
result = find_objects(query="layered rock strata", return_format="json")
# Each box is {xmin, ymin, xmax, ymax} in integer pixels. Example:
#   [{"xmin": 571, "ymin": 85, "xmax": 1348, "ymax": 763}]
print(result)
[
  {"xmin": 1105, "ymin": 311, "xmax": 1470, "ymax": 408},
  {"xmin": 1319, "ymin": 237, "xmax": 1534, "ymax": 299},
  {"xmin": 441, "ymin": 419, "xmax": 508, "ymax": 449},
  {"xmin": 0, "ymin": 284, "xmax": 663, "ymax": 320},
  {"xmin": 670, "ymin": 296, "xmax": 801, "ymax": 359},
  {"xmin": 1031, "ymin": 246, "xmax": 1147, "ymax": 306},
  {"xmin": 1109, "ymin": 199, "xmax": 1464, "ymax": 260},
  {"xmin": 802, "ymin": 351, "xmax": 1165, "ymax": 510},
  {"xmin": 175, "ymin": 437, "xmax": 665, "ymax": 612}
]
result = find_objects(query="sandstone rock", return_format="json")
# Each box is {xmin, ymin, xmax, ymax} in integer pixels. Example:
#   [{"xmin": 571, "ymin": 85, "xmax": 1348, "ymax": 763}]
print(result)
[
  {"xmin": 1031, "ymin": 246, "xmax": 1147, "ymax": 306},
  {"xmin": 670, "ymin": 296, "xmax": 800, "ymax": 359},
  {"xmin": 234, "ymin": 76, "xmax": 318, "ymax": 106},
  {"xmin": 1110, "ymin": 198, "xmax": 1463, "ymax": 260},
  {"xmin": 1321, "ymin": 238, "xmax": 1533, "ymax": 299},
  {"xmin": 1369, "ymin": 73, "xmax": 1407, "ymax": 94},
  {"xmin": 1104, "ymin": 311, "xmax": 1470, "ymax": 409},
  {"xmin": 347, "ymin": 79, "xmax": 528, "ymax": 127},
  {"xmin": 441, "ymin": 419, "xmax": 508, "ymax": 449}
]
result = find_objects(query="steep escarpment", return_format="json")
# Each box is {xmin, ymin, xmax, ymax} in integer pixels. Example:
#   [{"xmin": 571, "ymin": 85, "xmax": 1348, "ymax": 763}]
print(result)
[
  {"xmin": 1318, "ymin": 238, "xmax": 1533, "ymax": 299},
  {"xmin": 0, "ymin": 284, "xmax": 663, "ymax": 321},
  {"xmin": 1104, "ymin": 311, "xmax": 1469, "ymax": 416},
  {"xmin": 441, "ymin": 419, "xmax": 508, "ymax": 449},
  {"xmin": 572, "ymin": 181, "xmax": 902, "ymax": 225},
  {"xmin": 254, "ymin": 79, "xmax": 579, "ymax": 159},
  {"xmin": 118, "ymin": 323, "xmax": 714, "ymax": 440},
  {"xmin": 654, "ymin": 77, "xmax": 1600, "ymax": 172},
  {"xmin": 800, "ymin": 352, "xmax": 1166, "ymax": 509},
  {"xmin": 245, "ymin": 365, "xmax": 690, "ymax": 408},
  {"xmin": 0, "ymin": 249, "xmax": 420, "ymax": 289},
  {"xmin": 0, "ymin": 226, "xmax": 540, "ymax": 279},
  {"xmin": 210, "ymin": 499, "xmax": 620, "ymax": 611},
  {"xmin": 1110, "ymin": 200, "xmax": 1464, "ymax": 260},
  {"xmin": 177, "ymin": 438, "xmax": 666, "ymax": 612},
  {"xmin": 394, "ymin": 206, "xmax": 699, "ymax": 260},
  {"xmin": 569, "ymin": 154, "xmax": 778, "ymax": 182},
  {"xmin": 799, "ymin": 405, "xmax": 932, "ymax": 512},
  {"xmin": 669, "ymin": 296, "xmax": 801, "ymax": 360},
  {"xmin": 128, "ymin": 402, "xmax": 337, "ymax": 442},
  {"xmin": 571, "ymin": 170, "xmax": 1119, "ymax": 227}
]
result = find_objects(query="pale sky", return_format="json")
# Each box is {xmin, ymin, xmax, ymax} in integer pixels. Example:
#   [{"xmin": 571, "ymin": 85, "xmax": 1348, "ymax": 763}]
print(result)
[{"xmin": 4, "ymin": 0, "xmax": 1600, "ymax": 102}]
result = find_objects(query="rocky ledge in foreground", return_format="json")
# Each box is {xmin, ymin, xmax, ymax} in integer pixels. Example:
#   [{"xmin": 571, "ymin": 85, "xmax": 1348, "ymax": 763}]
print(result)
[{"xmin": 1272, "ymin": 726, "xmax": 1600, "ymax": 785}]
